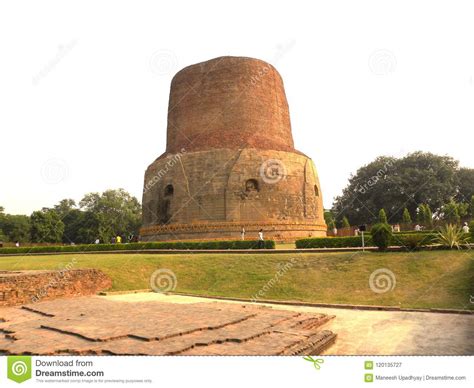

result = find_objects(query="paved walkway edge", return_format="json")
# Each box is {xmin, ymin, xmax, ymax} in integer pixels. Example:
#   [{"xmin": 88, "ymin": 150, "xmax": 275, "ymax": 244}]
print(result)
[{"xmin": 99, "ymin": 290, "xmax": 474, "ymax": 315}]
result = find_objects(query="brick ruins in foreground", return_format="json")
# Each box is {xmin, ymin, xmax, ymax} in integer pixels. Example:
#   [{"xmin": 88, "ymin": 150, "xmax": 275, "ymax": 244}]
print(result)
[
  {"xmin": 0, "ymin": 296, "xmax": 336, "ymax": 355},
  {"xmin": 0, "ymin": 269, "xmax": 112, "ymax": 307}
]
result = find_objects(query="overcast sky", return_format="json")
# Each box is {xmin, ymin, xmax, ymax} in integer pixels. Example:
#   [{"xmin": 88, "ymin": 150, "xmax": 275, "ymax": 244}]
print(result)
[{"xmin": 1, "ymin": 1, "xmax": 473, "ymax": 215}]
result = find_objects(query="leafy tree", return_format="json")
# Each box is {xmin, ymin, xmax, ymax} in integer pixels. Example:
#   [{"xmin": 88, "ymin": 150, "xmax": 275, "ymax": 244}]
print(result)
[
  {"xmin": 378, "ymin": 209, "xmax": 388, "ymax": 224},
  {"xmin": 0, "ymin": 214, "xmax": 31, "ymax": 242},
  {"xmin": 456, "ymin": 168, "xmax": 474, "ymax": 203},
  {"xmin": 332, "ymin": 152, "xmax": 460, "ymax": 225},
  {"xmin": 324, "ymin": 210, "xmax": 336, "ymax": 231},
  {"xmin": 79, "ymin": 189, "xmax": 141, "ymax": 243},
  {"xmin": 54, "ymin": 199, "xmax": 77, "ymax": 217},
  {"xmin": 30, "ymin": 208, "xmax": 64, "ymax": 243},
  {"xmin": 458, "ymin": 202, "xmax": 469, "ymax": 219},
  {"xmin": 402, "ymin": 208, "xmax": 412, "ymax": 224},
  {"xmin": 53, "ymin": 199, "xmax": 88, "ymax": 244},
  {"xmin": 471, "ymin": 195, "xmax": 474, "ymax": 218},
  {"xmin": 442, "ymin": 200, "xmax": 461, "ymax": 225},
  {"xmin": 424, "ymin": 204, "xmax": 433, "ymax": 228},
  {"xmin": 417, "ymin": 204, "xmax": 433, "ymax": 228},
  {"xmin": 342, "ymin": 216, "xmax": 350, "ymax": 228}
]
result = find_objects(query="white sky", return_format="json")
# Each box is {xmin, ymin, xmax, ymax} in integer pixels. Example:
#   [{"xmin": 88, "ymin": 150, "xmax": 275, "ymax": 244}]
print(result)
[{"xmin": 1, "ymin": 0, "xmax": 473, "ymax": 215}]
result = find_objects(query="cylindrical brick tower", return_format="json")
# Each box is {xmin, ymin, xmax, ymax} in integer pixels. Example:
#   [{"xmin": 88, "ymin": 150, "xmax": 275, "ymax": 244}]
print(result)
[{"xmin": 141, "ymin": 56, "xmax": 326, "ymax": 241}]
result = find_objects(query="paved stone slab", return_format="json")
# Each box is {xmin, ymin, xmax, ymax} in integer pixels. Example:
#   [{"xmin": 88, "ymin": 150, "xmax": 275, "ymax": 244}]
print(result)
[
  {"xmin": 0, "ymin": 296, "xmax": 336, "ymax": 355},
  {"xmin": 105, "ymin": 293, "xmax": 474, "ymax": 355}
]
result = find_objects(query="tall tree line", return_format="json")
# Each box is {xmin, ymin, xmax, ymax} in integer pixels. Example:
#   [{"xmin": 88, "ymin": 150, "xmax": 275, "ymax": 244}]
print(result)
[
  {"xmin": 331, "ymin": 151, "xmax": 474, "ymax": 227},
  {"xmin": 0, "ymin": 189, "xmax": 141, "ymax": 244}
]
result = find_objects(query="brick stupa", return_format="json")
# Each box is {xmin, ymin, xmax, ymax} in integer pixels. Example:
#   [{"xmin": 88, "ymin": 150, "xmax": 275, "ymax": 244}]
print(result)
[{"xmin": 141, "ymin": 56, "xmax": 326, "ymax": 241}]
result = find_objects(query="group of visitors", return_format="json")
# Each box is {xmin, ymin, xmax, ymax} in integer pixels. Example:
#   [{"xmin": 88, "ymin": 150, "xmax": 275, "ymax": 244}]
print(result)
[
  {"xmin": 93, "ymin": 234, "xmax": 139, "ymax": 245},
  {"xmin": 240, "ymin": 227, "xmax": 265, "ymax": 249}
]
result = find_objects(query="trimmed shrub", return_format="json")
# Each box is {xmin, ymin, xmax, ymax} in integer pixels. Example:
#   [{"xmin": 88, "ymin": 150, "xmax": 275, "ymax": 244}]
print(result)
[
  {"xmin": 370, "ymin": 223, "xmax": 392, "ymax": 251},
  {"xmin": 0, "ymin": 240, "xmax": 275, "ymax": 255},
  {"xmin": 402, "ymin": 208, "xmax": 412, "ymax": 224},
  {"xmin": 295, "ymin": 236, "xmax": 374, "ymax": 249},
  {"xmin": 392, "ymin": 233, "xmax": 434, "ymax": 250},
  {"xmin": 295, "ymin": 232, "xmax": 437, "ymax": 249}
]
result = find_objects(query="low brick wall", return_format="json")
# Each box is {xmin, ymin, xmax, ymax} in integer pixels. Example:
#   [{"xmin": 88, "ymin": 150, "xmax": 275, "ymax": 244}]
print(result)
[{"xmin": 0, "ymin": 269, "xmax": 112, "ymax": 307}]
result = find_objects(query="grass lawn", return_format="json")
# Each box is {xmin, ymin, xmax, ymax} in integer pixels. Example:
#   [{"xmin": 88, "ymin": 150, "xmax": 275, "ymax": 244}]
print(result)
[
  {"xmin": 0, "ymin": 250, "xmax": 472, "ymax": 310},
  {"xmin": 275, "ymin": 242, "xmax": 296, "ymax": 249}
]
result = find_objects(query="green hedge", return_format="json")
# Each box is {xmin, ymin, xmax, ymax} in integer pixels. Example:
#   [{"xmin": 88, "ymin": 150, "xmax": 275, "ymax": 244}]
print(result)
[
  {"xmin": 295, "ymin": 233, "xmax": 438, "ymax": 249},
  {"xmin": 296, "ymin": 236, "xmax": 374, "ymax": 248},
  {"xmin": 0, "ymin": 240, "xmax": 275, "ymax": 255}
]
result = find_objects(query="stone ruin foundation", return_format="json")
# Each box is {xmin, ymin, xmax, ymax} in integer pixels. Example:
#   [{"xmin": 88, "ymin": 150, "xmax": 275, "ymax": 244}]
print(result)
[
  {"xmin": 0, "ymin": 269, "xmax": 112, "ymax": 307},
  {"xmin": 0, "ymin": 296, "xmax": 337, "ymax": 355}
]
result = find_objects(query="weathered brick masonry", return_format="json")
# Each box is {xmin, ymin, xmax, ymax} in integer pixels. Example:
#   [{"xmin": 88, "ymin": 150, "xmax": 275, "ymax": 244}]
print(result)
[
  {"xmin": 141, "ymin": 56, "xmax": 327, "ymax": 241},
  {"xmin": 0, "ymin": 270, "xmax": 112, "ymax": 306}
]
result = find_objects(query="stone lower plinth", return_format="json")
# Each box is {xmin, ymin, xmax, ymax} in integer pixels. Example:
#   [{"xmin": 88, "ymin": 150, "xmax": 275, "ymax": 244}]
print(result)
[{"xmin": 140, "ymin": 221, "xmax": 327, "ymax": 242}]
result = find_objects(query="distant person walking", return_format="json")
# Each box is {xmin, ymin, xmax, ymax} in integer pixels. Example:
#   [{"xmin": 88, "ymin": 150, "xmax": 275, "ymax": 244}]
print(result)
[
  {"xmin": 241, "ymin": 227, "xmax": 245, "ymax": 241},
  {"xmin": 116, "ymin": 235, "xmax": 122, "ymax": 244},
  {"xmin": 15, "ymin": 241, "xmax": 20, "ymax": 247},
  {"xmin": 258, "ymin": 229, "xmax": 264, "ymax": 249},
  {"xmin": 462, "ymin": 222, "xmax": 470, "ymax": 234}
]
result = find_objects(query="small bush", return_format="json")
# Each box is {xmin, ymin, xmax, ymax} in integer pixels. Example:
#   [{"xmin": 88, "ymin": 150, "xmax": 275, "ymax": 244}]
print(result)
[
  {"xmin": 435, "ymin": 224, "xmax": 470, "ymax": 249},
  {"xmin": 371, "ymin": 223, "xmax": 392, "ymax": 251},
  {"xmin": 392, "ymin": 233, "xmax": 433, "ymax": 250}
]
